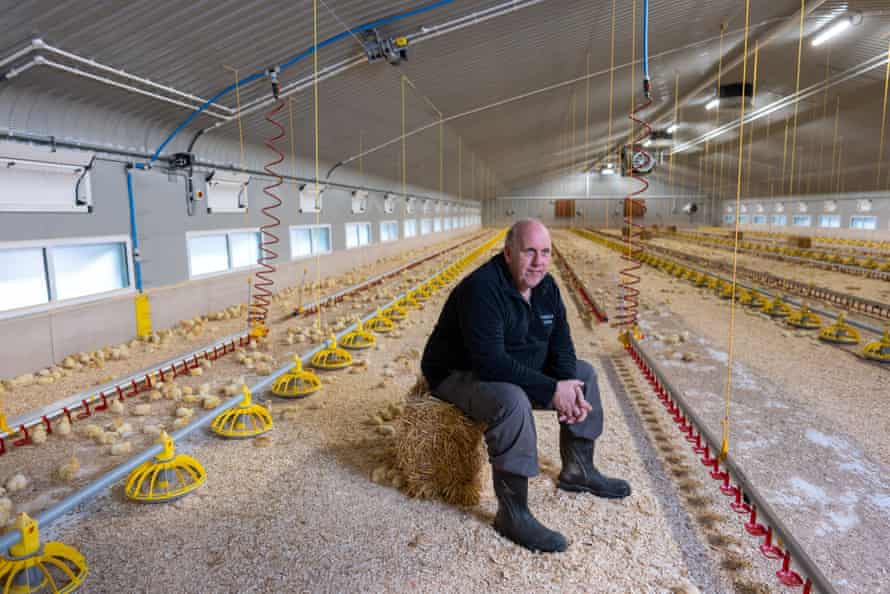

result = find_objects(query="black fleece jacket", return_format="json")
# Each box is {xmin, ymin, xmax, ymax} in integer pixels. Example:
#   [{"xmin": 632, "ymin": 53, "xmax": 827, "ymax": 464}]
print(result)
[{"xmin": 421, "ymin": 253, "xmax": 577, "ymax": 407}]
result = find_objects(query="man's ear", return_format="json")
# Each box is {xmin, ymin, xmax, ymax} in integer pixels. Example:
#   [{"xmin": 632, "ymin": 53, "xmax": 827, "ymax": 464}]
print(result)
[{"xmin": 503, "ymin": 245, "xmax": 513, "ymax": 265}]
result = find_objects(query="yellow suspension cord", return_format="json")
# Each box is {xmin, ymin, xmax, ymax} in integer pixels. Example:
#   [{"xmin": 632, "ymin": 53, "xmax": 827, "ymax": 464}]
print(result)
[
  {"xmin": 711, "ymin": 23, "xmax": 725, "ymax": 217},
  {"xmin": 781, "ymin": 115, "xmax": 790, "ymax": 195},
  {"xmin": 721, "ymin": 0, "xmax": 751, "ymax": 463},
  {"xmin": 669, "ymin": 73, "xmax": 678, "ymax": 195},
  {"xmin": 745, "ymin": 42, "xmax": 759, "ymax": 197},
  {"xmin": 830, "ymin": 96, "xmax": 840, "ymax": 195},
  {"xmin": 787, "ymin": 0, "xmax": 806, "ymax": 196},
  {"xmin": 818, "ymin": 49, "xmax": 831, "ymax": 193},
  {"xmin": 877, "ymin": 42, "xmax": 890, "ymax": 190},
  {"xmin": 606, "ymin": 0, "xmax": 616, "ymax": 228},
  {"xmin": 224, "ymin": 64, "xmax": 252, "ymax": 326},
  {"xmin": 313, "ymin": 0, "xmax": 322, "ymax": 331}
]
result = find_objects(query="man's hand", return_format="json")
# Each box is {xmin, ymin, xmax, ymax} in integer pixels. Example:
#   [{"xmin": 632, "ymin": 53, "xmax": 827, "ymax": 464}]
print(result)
[{"xmin": 553, "ymin": 380, "xmax": 592, "ymax": 424}]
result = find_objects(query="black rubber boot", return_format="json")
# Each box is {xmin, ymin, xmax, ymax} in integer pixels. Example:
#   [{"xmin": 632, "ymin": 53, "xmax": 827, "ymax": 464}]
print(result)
[
  {"xmin": 492, "ymin": 470, "xmax": 568, "ymax": 553},
  {"xmin": 558, "ymin": 425, "xmax": 631, "ymax": 499}
]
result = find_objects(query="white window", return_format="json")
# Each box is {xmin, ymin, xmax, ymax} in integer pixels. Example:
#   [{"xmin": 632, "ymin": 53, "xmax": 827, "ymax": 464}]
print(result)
[
  {"xmin": 229, "ymin": 231, "xmax": 261, "ymax": 268},
  {"xmin": 792, "ymin": 215, "xmax": 811, "ymax": 227},
  {"xmin": 1, "ymin": 236, "xmax": 132, "ymax": 317},
  {"xmin": 188, "ymin": 229, "xmax": 260, "ymax": 278},
  {"xmin": 434, "ymin": 218, "xmax": 442, "ymax": 232},
  {"xmin": 345, "ymin": 222, "xmax": 372, "ymax": 249},
  {"xmin": 351, "ymin": 190, "xmax": 368, "ymax": 214},
  {"xmin": 0, "ymin": 247, "xmax": 49, "ymax": 311},
  {"xmin": 752, "ymin": 215, "xmax": 767, "ymax": 225},
  {"xmin": 53, "ymin": 242, "xmax": 129, "ymax": 300},
  {"xmin": 188, "ymin": 234, "xmax": 230, "ymax": 277},
  {"xmin": 206, "ymin": 172, "xmax": 249, "ymax": 213},
  {"xmin": 819, "ymin": 214, "xmax": 840, "ymax": 228},
  {"xmin": 380, "ymin": 221, "xmax": 399, "ymax": 242},
  {"xmin": 406, "ymin": 196, "xmax": 416, "ymax": 214},
  {"xmin": 850, "ymin": 216, "xmax": 877, "ymax": 230},
  {"xmin": 384, "ymin": 193, "xmax": 396, "ymax": 214},
  {"xmin": 723, "ymin": 214, "xmax": 734, "ymax": 224},
  {"xmin": 290, "ymin": 225, "xmax": 331, "ymax": 259},
  {"xmin": 0, "ymin": 141, "xmax": 94, "ymax": 212},
  {"xmin": 420, "ymin": 218, "xmax": 433, "ymax": 235},
  {"xmin": 444, "ymin": 217, "xmax": 452, "ymax": 231},
  {"xmin": 404, "ymin": 219, "xmax": 417, "ymax": 238},
  {"xmin": 738, "ymin": 214, "xmax": 750, "ymax": 224},
  {"xmin": 422, "ymin": 199, "xmax": 432, "ymax": 215},
  {"xmin": 298, "ymin": 183, "xmax": 324, "ymax": 213},
  {"xmin": 771, "ymin": 214, "xmax": 787, "ymax": 226},
  {"xmin": 452, "ymin": 216, "xmax": 459, "ymax": 228}
]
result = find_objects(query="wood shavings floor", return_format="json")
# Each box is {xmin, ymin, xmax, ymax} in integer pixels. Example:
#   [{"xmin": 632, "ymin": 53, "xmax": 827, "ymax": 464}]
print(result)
[{"xmin": 7, "ymin": 232, "xmax": 733, "ymax": 593}]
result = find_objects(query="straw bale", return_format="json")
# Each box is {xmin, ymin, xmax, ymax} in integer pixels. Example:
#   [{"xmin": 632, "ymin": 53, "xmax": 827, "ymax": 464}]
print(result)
[{"xmin": 394, "ymin": 379, "xmax": 487, "ymax": 507}]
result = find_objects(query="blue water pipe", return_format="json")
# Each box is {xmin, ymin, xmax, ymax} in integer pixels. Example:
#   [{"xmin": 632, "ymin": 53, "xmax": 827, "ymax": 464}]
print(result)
[
  {"xmin": 642, "ymin": 0, "xmax": 650, "ymax": 95},
  {"xmin": 126, "ymin": 165, "xmax": 145, "ymax": 291},
  {"xmin": 147, "ymin": 0, "xmax": 454, "ymax": 165}
]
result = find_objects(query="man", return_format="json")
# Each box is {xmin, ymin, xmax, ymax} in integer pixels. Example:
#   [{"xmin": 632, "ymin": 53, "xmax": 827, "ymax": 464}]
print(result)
[{"xmin": 421, "ymin": 218, "xmax": 630, "ymax": 554}]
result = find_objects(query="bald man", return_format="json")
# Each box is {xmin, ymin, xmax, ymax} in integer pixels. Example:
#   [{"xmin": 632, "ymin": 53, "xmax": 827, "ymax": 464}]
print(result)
[{"xmin": 422, "ymin": 218, "xmax": 630, "ymax": 554}]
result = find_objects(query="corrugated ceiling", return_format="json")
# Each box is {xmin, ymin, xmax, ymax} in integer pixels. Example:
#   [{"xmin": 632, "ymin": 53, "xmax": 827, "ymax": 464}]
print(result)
[{"xmin": 1, "ymin": 0, "xmax": 889, "ymax": 196}]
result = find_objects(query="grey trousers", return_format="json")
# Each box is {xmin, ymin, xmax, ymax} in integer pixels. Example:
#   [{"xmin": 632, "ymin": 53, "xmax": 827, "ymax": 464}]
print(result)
[{"xmin": 431, "ymin": 360, "xmax": 603, "ymax": 477}]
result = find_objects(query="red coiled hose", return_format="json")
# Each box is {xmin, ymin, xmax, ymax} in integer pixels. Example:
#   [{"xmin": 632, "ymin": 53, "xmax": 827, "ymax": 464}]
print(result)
[
  {"xmin": 615, "ymin": 95, "xmax": 653, "ymax": 332},
  {"xmin": 250, "ymin": 100, "xmax": 285, "ymax": 324}
]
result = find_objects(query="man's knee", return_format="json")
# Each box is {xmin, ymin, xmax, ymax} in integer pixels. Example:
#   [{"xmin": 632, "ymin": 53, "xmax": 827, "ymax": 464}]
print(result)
[{"xmin": 483, "ymin": 382, "xmax": 533, "ymax": 421}]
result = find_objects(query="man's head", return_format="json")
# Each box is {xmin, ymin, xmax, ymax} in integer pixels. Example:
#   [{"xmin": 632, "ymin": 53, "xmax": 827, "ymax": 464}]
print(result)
[{"xmin": 503, "ymin": 219, "xmax": 552, "ymax": 294}]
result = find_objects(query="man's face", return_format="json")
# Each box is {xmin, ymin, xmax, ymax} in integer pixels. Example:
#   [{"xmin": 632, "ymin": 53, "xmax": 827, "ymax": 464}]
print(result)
[{"xmin": 504, "ymin": 223, "xmax": 552, "ymax": 293}]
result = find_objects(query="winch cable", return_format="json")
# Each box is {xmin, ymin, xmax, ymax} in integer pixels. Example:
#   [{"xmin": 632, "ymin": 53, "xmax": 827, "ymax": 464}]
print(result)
[{"xmin": 721, "ymin": 0, "xmax": 752, "ymax": 463}]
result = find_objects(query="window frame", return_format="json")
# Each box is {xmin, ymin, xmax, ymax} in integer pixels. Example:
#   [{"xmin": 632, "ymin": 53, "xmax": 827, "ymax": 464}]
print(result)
[
  {"xmin": 850, "ymin": 215, "xmax": 877, "ymax": 230},
  {"xmin": 770, "ymin": 214, "xmax": 787, "ymax": 226},
  {"xmin": 289, "ymin": 224, "xmax": 333, "ymax": 260},
  {"xmin": 0, "ymin": 234, "xmax": 134, "ymax": 319},
  {"xmin": 345, "ymin": 221, "xmax": 373, "ymax": 249},
  {"xmin": 379, "ymin": 220, "xmax": 399, "ymax": 243},
  {"xmin": 818, "ymin": 214, "xmax": 841, "ymax": 228},
  {"xmin": 792, "ymin": 214, "xmax": 812, "ymax": 227},
  {"xmin": 404, "ymin": 219, "xmax": 417, "ymax": 238},
  {"xmin": 187, "ymin": 228, "xmax": 261, "ymax": 280}
]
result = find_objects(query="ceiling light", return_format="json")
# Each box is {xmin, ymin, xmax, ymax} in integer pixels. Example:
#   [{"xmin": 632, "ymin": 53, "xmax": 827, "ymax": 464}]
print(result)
[
  {"xmin": 666, "ymin": 124, "xmax": 678, "ymax": 134},
  {"xmin": 705, "ymin": 98, "xmax": 719, "ymax": 110},
  {"xmin": 606, "ymin": 163, "xmax": 614, "ymax": 169},
  {"xmin": 812, "ymin": 17, "xmax": 852, "ymax": 47},
  {"xmin": 642, "ymin": 139, "xmax": 652, "ymax": 147},
  {"xmin": 600, "ymin": 168, "xmax": 615, "ymax": 176}
]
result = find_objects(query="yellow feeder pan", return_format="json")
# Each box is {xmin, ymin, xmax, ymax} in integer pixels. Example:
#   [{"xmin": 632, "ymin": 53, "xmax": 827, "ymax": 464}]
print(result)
[
  {"xmin": 818, "ymin": 313, "xmax": 861, "ymax": 345},
  {"xmin": 704, "ymin": 276, "xmax": 719, "ymax": 290},
  {"xmin": 787, "ymin": 304, "xmax": 822, "ymax": 329},
  {"xmin": 418, "ymin": 284, "xmax": 435, "ymax": 299},
  {"xmin": 365, "ymin": 310, "xmax": 396, "ymax": 334},
  {"xmin": 272, "ymin": 356, "xmax": 321, "ymax": 397},
  {"xmin": 741, "ymin": 290, "xmax": 767, "ymax": 308},
  {"xmin": 762, "ymin": 295, "xmax": 792, "ymax": 318},
  {"xmin": 396, "ymin": 294, "xmax": 421, "ymax": 310},
  {"xmin": 0, "ymin": 513, "xmax": 88, "ymax": 594},
  {"xmin": 381, "ymin": 304, "xmax": 408, "ymax": 321},
  {"xmin": 249, "ymin": 320, "xmax": 269, "ymax": 340},
  {"xmin": 211, "ymin": 386, "xmax": 273, "ymax": 438},
  {"xmin": 341, "ymin": 320, "xmax": 376, "ymax": 350},
  {"xmin": 717, "ymin": 282, "xmax": 736, "ymax": 299},
  {"xmin": 125, "ymin": 431, "xmax": 206, "ymax": 502},
  {"xmin": 862, "ymin": 328, "xmax": 890, "ymax": 362},
  {"xmin": 310, "ymin": 334, "xmax": 352, "ymax": 370}
]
